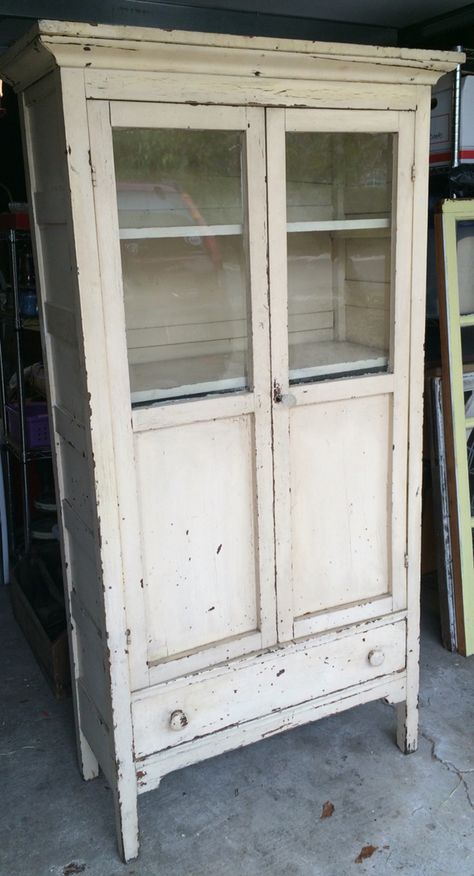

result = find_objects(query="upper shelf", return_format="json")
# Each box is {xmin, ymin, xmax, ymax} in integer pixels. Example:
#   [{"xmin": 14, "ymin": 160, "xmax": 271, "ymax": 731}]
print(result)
[{"xmin": 119, "ymin": 217, "xmax": 391, "ymax": 240}]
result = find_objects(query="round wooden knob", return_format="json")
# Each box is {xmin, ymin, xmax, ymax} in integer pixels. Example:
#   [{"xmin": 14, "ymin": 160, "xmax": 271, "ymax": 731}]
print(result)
[
  {"xmin": 281, "ymin": 393, "xmax": 297, "ymax": 408},
  {"xmin": 368, "ymin": 649, "xmax": 385, "ymax": 667},
  {"xmin": 169, "ymin": 709, "xmax": 188, "ymax": 731}
]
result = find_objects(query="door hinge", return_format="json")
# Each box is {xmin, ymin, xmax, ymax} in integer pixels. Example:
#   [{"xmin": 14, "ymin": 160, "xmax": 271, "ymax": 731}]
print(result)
[
  {"xmin": 404, "ymin": 552, "xmax": 409, "ymax": 569},
  {"xmin": 411, "ymin": 164, "xmax": 416, "ymax": 182}
]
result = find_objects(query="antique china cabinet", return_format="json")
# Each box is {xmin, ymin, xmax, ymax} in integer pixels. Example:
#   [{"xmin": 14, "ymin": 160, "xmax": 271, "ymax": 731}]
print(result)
[{"xmin": 0, "ymin": 22, "xmax": 458, "ymax": 861}]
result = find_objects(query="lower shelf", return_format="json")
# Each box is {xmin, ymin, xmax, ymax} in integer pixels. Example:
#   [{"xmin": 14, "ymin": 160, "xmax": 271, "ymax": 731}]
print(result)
[{"xmin": 129, "ymin": 340, "xmax": 388, "ymax": 405}]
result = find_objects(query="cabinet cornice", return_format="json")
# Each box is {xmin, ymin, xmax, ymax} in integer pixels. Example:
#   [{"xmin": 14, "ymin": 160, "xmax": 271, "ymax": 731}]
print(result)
[{"xmin": 0, "ymin": 20, "xmax": 462, "ymax": 94}]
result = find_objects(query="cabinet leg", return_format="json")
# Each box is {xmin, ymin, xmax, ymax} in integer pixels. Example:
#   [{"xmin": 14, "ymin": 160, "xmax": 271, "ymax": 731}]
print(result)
[
  {"xmin": 396, "ymin": 699, "xmax": 418, "ymax": 754},
  {"xmin": 113, "ymin": 781, "xmax": 139, "ymax": 863},
  {"xmin": 77, "ymin": 730, "xmax": 100, "ymax": 781}
]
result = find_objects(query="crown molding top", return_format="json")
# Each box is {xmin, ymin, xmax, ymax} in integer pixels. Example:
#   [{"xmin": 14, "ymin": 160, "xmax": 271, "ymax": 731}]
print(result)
[{"xmin": 0, "ymin": 19, "xmax": 462, "ymax": 93}]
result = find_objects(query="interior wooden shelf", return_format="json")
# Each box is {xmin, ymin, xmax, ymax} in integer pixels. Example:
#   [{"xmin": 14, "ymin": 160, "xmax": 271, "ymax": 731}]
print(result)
[
  {"xmin": 119, "ymin": 217, "xmax": 391, "ymax": 240},
  {"xmin": 289, "ymin": 340, "xmax": 387, "ymax": 381},
  {"xmin": 129, "ymin": 339, "xmax": 388, "ymax": 404}
]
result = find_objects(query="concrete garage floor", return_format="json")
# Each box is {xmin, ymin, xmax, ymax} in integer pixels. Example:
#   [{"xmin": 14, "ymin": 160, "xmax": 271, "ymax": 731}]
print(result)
[{"xmin": 1, "ymin": 583, "xmax": 474, "ymax": 876}]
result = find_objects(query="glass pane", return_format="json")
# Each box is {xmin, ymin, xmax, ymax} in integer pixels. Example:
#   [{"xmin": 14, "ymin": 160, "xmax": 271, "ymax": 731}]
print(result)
[
  {"xmin": 464, "ymin": 382, "xmax": 474, "ymax": 517},
  {"xmin": 461, "ymin": 326, "xmax": 474, "ymax": 364},
  {"xmin": 113, "ymin": 128, "xmax": 250, "ymax": 405},
  {"xmin": 286, "ymin": 132, "xmax": 393, "ymax": 382},
  {"xmin": 467, "ymin": 428, "xmax": 474, "ymax": 517},
  {"xmin": 456, "ymin": 220, "xmax": 474, "ymax": 316}
]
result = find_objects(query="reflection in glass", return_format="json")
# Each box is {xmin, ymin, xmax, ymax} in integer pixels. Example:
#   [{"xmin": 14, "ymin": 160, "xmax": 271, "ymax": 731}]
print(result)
[
  {"xmin": 467, "ymin": 428, "xmax": 474, "ymax": 516},
  {"xmin": 461, "ymin": 326, "xmax": 474, "ymax": 364},
  {"xmin": 113, "ymin": 128, "xmax": 250, "ymax": 405},
  {"xmin": 456, "ymin": 221, "xmax": 474, "ymax": 316},
  {"xmin": 464, "ymin": 380, "xmax": 474, "ymax": 520},
  {"xmin": 286, "ymin": 132, "xmax": 393, "ymax": 382}
]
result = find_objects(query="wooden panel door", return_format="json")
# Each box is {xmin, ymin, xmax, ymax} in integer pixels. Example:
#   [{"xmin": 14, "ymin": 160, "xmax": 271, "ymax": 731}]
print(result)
[
  {"xmin": 88, "ymin": 101, "xmax": 276, "ymax": 689},
  {"xmin": 267, "ymin": 108, "xmax": 416, "ymax": 642}
]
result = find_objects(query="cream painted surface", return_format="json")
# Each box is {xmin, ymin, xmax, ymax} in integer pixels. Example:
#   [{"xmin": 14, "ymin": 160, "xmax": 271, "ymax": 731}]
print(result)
[
  {"xmin": 2, "ymin": 20, "xmax": 457, "ymax": 862},
  {"xmin": 132, "ymin": 618, "xmax": 406, "ymax": 757},
  {"xmin": 137, "ymin": 672, "xmax": 407, "ymax": 792},
  {"xmin": 290, "ymin": 393, "xmax": 391, "ymax": 619},
  {"xmin": 135, "ymin": 415, "xmax": 260, "ymax": 661}
]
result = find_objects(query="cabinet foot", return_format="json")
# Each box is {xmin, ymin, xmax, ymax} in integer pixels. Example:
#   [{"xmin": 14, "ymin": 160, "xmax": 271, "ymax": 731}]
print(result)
[
  {"xmin": 113, "ymin": 782, "xmax": 139, "ymax": 863},
  {"xmin": 396, "ymin": 700, "xmax": 418, "ymax": 754}
]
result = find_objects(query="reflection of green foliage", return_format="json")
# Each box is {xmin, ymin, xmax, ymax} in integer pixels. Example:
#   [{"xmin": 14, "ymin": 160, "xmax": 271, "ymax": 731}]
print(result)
[
  {"xmin": 286, "ymin": 132, "xmax": 391, "ymax": 186},
  {"xmin": 113, "ymin": 128, "xmax": 242, "ymax": 182}
]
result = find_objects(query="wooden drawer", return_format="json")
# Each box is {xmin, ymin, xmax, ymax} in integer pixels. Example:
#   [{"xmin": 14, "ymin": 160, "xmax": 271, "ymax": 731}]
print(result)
[{"xmin": 132, "ymin": 618, "xmax": 406, "ymax": 758}]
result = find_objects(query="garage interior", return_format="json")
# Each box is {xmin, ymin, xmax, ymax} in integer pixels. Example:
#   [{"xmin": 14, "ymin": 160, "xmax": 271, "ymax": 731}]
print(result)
[{"xmin": 1, "ymin": 3, "xmax": 474, "ymax": 875}]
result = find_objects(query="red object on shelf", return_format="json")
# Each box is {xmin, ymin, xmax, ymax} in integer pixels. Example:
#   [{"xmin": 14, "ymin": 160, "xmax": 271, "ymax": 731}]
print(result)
[
  {"xmin": 6, "ymin": 401, "xmax": 50, "ymax": 449},
  {"xmin": 0, "ymin": 212, "xmax": 30, "ymax": 231}
]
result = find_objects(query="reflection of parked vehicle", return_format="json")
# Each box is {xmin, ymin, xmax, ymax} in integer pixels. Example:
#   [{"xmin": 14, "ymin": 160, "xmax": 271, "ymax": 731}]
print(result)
[{"xmin": 117, "ymin": 181, "xmax": 222, "ymax": 267}]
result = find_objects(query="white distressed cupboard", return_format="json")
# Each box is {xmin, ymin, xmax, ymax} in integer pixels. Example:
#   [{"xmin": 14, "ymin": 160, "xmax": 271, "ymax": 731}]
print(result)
[{"xmin": 0, "ymin": 22, "xmax": 458, "ymax": 862}]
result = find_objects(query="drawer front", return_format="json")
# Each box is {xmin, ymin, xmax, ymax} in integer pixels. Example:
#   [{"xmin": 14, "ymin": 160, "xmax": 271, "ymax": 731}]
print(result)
[{"xmin": 132, "ymin": 619, "xmax": 406, "ymax": 758}]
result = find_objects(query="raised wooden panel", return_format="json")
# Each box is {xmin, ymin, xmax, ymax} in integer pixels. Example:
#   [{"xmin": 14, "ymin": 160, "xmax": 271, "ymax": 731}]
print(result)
[
  {"xmin": 39, "ymin": 225, "xmax": 76, "ymax": 308},
  {"xmin": 135, "ymin": 414, "xmax": 260, "ymax": 662},
  {"xmin": 34, "ymin": 188, "xmax": 68, "ymax": 225},
  {"xmin": 78, "ymin": 683, "xmax": 114, "ymax": 785},
  {"xmin": 59, "ymin": 438, "xmax": 95, "ymax": 530},
  {"xmin": 72, "ymin": 593, "xmax": 109, "ymax": 717},
  {"xmin": 26, "ymin": 85, "xmax": 66, "ymax": 194},
  {"xmin": 290, "ymin": 393, "xmax": 392, "ymax": 620},
  {"xmin": 68, "ymin": 535, "xmax": 101, "ymax": 625},
  {"xmin": 49, "ymin": 336, "xmax": 85, "ymax": 422},
  {"xmin": 45, "ymin": 303, "xmax": 77, "ymax": 347}
]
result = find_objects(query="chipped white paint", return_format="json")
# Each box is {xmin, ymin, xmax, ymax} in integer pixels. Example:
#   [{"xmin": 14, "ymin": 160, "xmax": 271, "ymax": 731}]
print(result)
[{"xmin": 0, "ymin": 20, "xmax": 459, "ymax": 863}]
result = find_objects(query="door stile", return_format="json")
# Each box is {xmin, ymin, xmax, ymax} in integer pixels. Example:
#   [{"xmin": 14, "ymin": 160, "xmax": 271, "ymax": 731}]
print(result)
[
  {"xmin": 389, "ymin": 111, "xmax": 416, "ymax": 612},
  {"xmin": 244, "ymin": 107, "xmax": 278, "ymax": 648},
  {"xmin": 266, "ymin": 107, "xmax": 295, "ymax": 643},
  {"xmin": 87, "ymin": 99, "xmax": 150, "ymax": 691}
]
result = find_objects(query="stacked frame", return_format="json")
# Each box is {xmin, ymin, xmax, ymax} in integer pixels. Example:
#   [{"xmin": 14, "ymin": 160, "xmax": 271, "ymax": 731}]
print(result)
[{"xmin": 436, "ymin": 199, "xmax": 474, "ymax": 655}]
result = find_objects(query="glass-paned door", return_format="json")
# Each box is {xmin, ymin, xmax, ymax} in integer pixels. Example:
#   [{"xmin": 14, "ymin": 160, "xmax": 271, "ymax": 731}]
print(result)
[
  {"xmin": 89, "ymin": 100, "xmax": 416, "ymax": 686},
  {"xmin": 88, "ymin": 102, "xmax": 276, "ymax": 688},
  {"xmin": 267, "ymin": 108, "xmax": 415, "ymax": 642}
]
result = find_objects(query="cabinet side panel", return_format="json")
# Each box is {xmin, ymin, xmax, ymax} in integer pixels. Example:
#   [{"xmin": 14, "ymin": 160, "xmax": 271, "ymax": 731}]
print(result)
[
  {"xmin": 58, "ymin": 69, "xmax": 139, "ymax": 860},
  {"xmin": 21, "ymin": 74, "xmax": 114, "ymax": 766}
]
